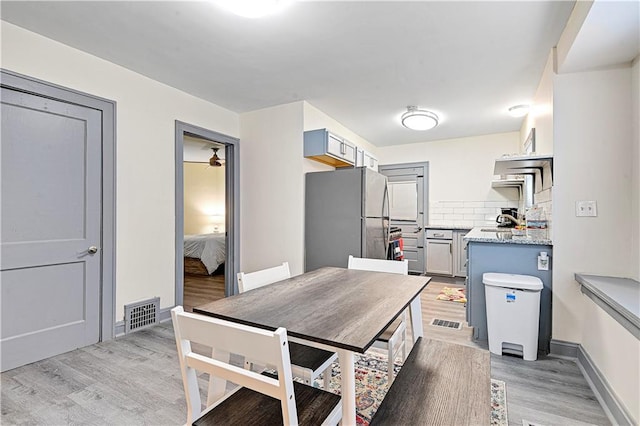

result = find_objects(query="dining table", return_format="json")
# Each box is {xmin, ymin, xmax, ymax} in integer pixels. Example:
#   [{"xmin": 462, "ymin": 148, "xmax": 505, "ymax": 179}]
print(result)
[{"xmin": 194, "ymin": 266, "xmax": 430, "ymax": 425}]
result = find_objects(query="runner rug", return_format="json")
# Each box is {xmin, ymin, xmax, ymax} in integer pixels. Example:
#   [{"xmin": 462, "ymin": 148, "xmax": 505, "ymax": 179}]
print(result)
[
  {"xmin": 436, "ymin": 286, "xmax": 467, "ymax": 303},
  {"xmin": 313, "ymin": 352, "xmax": 507, "ymax": 425}
]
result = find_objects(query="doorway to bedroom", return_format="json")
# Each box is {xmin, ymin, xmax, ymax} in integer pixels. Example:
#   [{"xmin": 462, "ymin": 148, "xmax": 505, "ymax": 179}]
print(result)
[
  {"xmin": 182, "ymin": 138, "xmax": 226, "ymax": 311},
  {"xmin": 175, "ymin": 121, "xmax": 239, "ymax": 312}
]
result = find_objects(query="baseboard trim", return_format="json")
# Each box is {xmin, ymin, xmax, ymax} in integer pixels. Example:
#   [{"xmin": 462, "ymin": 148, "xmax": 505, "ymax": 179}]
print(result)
[
  {"xmin": 549, "ymin": 339, "xmax": 578, "ymax": 358},
  {"xmin": 577, "ymin": 345, "xmax": 635, "ymax": 426},
  {"xmin": 113, "ymin": 306, "xmax": 173, "ymax": 338},
  {"xmin": 159, "ymin": 306, "xmax": 173, "ymax": 323},
  {"xmin": 114, "ymin": 321, "xmax": 125, "ymax": 337}
]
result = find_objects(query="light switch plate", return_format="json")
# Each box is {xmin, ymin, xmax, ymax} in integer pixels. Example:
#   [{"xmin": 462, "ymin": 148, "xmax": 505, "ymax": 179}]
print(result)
[{"xmin": 576, "ymin": 200, "xmax": 597, "ymax": 217}]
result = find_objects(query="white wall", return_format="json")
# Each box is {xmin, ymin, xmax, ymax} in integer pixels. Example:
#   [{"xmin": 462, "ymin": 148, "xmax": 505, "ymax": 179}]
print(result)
[
  {"xmin": 521, "ymin": 50, "xmax": 555, "ymax": 235},
  {"xmin": 1, "ymin": 22, "xmax": 240, "ymax": 320},
  {"xmin": 553, "ymin": 67, "xmax": 634, "ymax": 341},
  {"xmin": 523, "ymin": 51, "xmax": 554, "ymax": 156},
  {"xmin": 377, "ymin": 132, "xmax": 521, "ymax": 225},
  {"xmin": 303, "ymin": 102, "xmax": 378, "ymax": 154},
  {"xmin": 632, "ymin": 57, "xmax": 640, "ymax": 280},
  {"xmin": 553, "ymin": 66, "xmax": 637, "ymax": 422},
  {"xmin": 581, "ymin": 296, "xmax": 640, "ymax": 422},
  {"xmin": 239, "ymin": 102, "xmax": 306, "ymax": 276}
]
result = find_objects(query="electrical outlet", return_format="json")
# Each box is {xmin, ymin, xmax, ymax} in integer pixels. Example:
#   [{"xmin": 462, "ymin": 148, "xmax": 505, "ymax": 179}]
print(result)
[
  {"xmin": 575, "ymin": 200, "xmax": 597, "ymax": 217},
  {"xmin": 538, "ymin": 252, "xmax": 549, "ymax": 271}
]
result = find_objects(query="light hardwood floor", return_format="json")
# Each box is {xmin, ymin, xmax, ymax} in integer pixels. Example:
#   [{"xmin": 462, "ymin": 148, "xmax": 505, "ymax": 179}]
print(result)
[
  {"xmin": 419, "ymin": 279, "xmax": 610, "ymax": 426},
  {"xmin": 183, "ymin": 273, "xmax": 225, "ymax": 312},
  {"xmin": 0, "ymin": 276, "xmax": 611, "ymax": 425}
]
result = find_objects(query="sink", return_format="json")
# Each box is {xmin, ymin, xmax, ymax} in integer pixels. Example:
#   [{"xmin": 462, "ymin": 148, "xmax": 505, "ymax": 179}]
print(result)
[{"xmin": 480, "ymin": 228, "xmax": 512, "ymax": 232}]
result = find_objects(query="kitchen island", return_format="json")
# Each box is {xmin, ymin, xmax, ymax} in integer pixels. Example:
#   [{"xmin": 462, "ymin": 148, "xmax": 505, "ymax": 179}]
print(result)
[{"xmin": 464, "ymin": 227, "xmax": 553, "ymax": 355}]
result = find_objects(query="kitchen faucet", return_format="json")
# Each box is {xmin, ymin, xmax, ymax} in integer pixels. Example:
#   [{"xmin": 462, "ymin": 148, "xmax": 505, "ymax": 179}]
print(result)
[{"xmin": 498, "ymin": 213, "xmax": 525, "ymax": 226}]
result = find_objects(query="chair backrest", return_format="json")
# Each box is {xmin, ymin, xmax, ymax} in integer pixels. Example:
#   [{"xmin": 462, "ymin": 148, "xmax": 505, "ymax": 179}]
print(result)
[
  {"xmin": 171, "ymin": 306, "xmax": 297, "ymax": 424},
  {"xmin": 347, "ymin": 255, "xmax": 408, "ymax": 275},
  {"xmin": 237, "ymin": 262, "xmax": 291, "ymax": 293}
]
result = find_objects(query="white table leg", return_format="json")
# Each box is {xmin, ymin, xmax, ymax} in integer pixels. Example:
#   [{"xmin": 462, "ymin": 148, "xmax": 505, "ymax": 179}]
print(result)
[
  {"xmin": 409, "ymin": 296, "xmax": 424, "ymax": 343},
  {"xmin": 337, "ymin": 349, "xmax": 356, "ymax": 425}
]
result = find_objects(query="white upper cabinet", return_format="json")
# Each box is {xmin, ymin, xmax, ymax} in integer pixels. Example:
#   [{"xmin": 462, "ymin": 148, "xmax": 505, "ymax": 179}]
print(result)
[
  {"xmin": 304, "ymin": 129, "xmax": 356, "ymax": 168},
  {"xmin": 356, "ymin": 147, "xmax": 379, "ymax": 171}
]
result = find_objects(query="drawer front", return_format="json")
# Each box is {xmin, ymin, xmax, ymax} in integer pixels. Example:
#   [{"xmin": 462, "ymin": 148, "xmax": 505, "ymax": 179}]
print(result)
[{"xmin": 426, "ymin": 229, "xmax": 453, "ymax": 239}]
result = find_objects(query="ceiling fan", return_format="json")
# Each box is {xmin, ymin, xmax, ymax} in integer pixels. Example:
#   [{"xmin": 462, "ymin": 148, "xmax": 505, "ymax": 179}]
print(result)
[{"xmin": 209, "ymin": 147, "xmax": 224, "ymax": 167}]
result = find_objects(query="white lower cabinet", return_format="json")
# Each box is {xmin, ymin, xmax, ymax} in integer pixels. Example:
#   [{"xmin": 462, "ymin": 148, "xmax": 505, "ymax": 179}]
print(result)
[
  {"xmin": 425, "ymin": 238, "xmax": 453, "ymax": 275},
  {"xmin": 425, "ymin": 229, "xmax": 470, "ymax": 277}
]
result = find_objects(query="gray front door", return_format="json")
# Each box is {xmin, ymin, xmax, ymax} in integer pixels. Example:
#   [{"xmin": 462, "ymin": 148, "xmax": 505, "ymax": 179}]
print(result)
[
  {"xmin": 379, "ymin": 163, "xmax": 429, "ymax": 274},
  {"xmin": 1, "ymin": 87, "xmax": 102, "ymax": 371}
]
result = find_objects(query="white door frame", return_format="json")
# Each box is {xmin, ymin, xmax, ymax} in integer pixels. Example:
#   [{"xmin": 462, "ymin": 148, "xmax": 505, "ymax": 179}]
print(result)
[{"xmin": 1, "ymin": 69, "xmax": 117, "ymax": 341}]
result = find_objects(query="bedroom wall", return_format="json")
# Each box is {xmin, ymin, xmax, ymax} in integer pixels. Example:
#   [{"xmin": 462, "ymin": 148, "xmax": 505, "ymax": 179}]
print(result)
[
  {"xmin": 0, "ymin": 22, "xmax": 240, "ymax": 321},
  {"xmin": 183, "ymin": 162, "xmax": 226, "ymax": 235}
]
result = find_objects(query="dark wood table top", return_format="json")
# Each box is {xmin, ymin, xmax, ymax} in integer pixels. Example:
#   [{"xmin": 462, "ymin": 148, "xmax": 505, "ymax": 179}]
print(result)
[{"xmin": 194, "ymin": 267, "xmax": 430, "ymax": 353}]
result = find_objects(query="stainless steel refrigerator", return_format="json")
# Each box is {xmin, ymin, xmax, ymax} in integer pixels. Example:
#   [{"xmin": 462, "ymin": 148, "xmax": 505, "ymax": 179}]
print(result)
[{"xmin": 305, "ymin": 167, "xmax": 389, "ymax": 272}]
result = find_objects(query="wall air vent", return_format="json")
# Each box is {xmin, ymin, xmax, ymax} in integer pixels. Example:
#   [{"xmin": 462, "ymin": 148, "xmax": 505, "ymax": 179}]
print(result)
[{"xmin": 124, "ymin": 297, "xmax": 160, "ymax": 333}]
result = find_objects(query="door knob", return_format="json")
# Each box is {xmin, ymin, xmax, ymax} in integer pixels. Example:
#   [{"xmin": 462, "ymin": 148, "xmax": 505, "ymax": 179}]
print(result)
[{"xmin": 88, "ymin": 246, "xmax": 98, "ymax": 254}]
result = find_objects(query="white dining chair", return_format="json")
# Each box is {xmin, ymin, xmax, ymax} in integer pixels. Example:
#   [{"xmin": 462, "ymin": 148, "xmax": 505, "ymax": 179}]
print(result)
[
  {"xmin": 347, "ymin": 255, "xmax": 409, "ymax": 384},
  {"xmin": 237, "ymin": 262, "xmax": 338, "ymax": 390},
  {"xmin": 171, "ymin": 306, "xmax": 342, "ymax": 425}
]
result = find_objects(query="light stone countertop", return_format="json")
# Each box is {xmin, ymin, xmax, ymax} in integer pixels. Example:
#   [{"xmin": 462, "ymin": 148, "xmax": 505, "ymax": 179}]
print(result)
[
  {"xmin": 425, "ymin": 225, "xmax": 474, "ymax": 231},
  {"xmin": 463, "ymin": 226, "xmax": 553, "ymax": 246}
]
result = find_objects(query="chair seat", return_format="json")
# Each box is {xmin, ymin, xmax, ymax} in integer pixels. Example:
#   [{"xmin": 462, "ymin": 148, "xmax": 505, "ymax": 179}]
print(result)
[
  {"xmin": 289, "ymin": 341, "xmax": 336, "ymax": 372},
  {"xmin": 377, "ymin": 318, "xmax": 403, "ymax": 343},
  {"xmin": 193, "ymin": 378, "xmax": 342, "ymax": 426}
]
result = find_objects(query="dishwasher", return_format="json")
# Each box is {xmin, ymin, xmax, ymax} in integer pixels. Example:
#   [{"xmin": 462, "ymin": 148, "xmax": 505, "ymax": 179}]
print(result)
[{"xmin": 425, "ymin": 229, "xmax": 453, "ymax": 275}]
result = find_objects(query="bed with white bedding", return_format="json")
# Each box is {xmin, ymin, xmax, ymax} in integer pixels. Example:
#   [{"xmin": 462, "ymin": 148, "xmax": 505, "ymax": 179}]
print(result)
[{"xmin": 183, "ymin": 233, "xmax": 226, "ymax": 275}]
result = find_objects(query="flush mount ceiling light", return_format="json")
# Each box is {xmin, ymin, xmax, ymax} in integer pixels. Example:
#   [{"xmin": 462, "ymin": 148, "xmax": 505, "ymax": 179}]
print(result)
[
  {"xmin": 214, "ymin": 0, "xmax": 292, "ymax": 18},
  {"xmin": 401, "ymin": 106, "xmax": 439, "ymax": 131},
  {"xmin": 508, "ymin": 104, "xmax": 530, "ymax": 117}
]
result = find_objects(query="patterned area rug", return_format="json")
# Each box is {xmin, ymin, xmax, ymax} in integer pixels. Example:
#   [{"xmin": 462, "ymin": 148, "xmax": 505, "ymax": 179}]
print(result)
[
  {"xmin": 313, "ymin": 352, "xmax": 508, "ymax": 425},
  {"xmin": 436, "ymin": 286, "xmax": 467, "ymax": 303},
  {"xmin": 491, "ymin": 379, "xmax": 508, "ymax": 426}
]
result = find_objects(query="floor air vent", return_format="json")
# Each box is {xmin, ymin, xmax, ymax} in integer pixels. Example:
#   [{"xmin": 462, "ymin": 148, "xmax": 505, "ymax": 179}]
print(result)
[
  {"xmin": 124, "ymin": 297, "xmax": 160, "ymax": 333},
  {"xmin": 430, "ymin": 318, "xmax": 462, "ymax": 330}
]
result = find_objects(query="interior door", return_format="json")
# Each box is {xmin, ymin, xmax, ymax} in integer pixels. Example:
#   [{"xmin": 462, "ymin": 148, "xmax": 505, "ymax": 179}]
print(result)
[
  {"xmin": 1, "ymin": 87, "xmax": 102, "ymax": 371},
  {"xmin": 379, "ymin": 163, "xmax": 428, "ymax": 274}
]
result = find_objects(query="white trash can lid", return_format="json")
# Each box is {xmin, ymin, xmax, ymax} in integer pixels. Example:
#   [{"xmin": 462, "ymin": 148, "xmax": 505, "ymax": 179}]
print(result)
[{"xmin": 482, "ymin": 272, "xmax": 543, "ymax": 291}]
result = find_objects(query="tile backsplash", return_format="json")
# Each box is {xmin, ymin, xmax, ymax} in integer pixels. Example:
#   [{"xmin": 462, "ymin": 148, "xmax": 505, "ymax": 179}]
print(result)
[{"xmin": 429, "ymin": 200, "xmax": 520, "ymax": 228}]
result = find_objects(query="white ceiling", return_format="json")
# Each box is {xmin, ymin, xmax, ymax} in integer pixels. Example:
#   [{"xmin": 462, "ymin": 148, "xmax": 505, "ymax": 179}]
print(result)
[
  {"xmin": 183, "ymin": 135, "xmax": 225, "ymax": 163},
  {"xmin": 1, "ymin": 1, "xmax": 581, "ymax": 146},
  {"xmin": 559, "ymin": 0, "xmax": 639, "ymax": 73}
]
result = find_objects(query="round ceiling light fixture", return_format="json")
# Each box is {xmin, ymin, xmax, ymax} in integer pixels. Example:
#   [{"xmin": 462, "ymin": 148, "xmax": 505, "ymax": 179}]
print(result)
[
  {"xmin": 508, "ymin": 104, "xmax": 530, "ymax": 117},
  {"xmin": 401, "ymin": 106, "xmax": 439, "ymax": 131},
  {"xmin": 214, "ymin": 0, "xmax": 292, "ymax": 18}
]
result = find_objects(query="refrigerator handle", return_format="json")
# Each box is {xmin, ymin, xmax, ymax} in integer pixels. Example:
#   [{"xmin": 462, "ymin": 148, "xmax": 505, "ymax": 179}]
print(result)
[{"xmin": 383, "ymin": 182, "xmax": 390, "ymax": 258}]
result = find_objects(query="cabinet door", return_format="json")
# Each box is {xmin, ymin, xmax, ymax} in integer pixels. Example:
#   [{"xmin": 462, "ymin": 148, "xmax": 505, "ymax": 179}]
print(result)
[
  {"xmin": 326, "ymin": 133, "xmax": 345, "ymax": 158},
  {"xmin": 327, "ymin": 134, "xmax": 356, "ymax": 164},
  {"xmin": 455, "ymin": 232, "xmax": 468, "ymax": 277},
  {"xmin": 364, "ymin": 152, "xmax": 378, "ymax": 171},
  {"xmin": 425, "ymin": 239, "xmax": 453, "ymax": 275}
]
